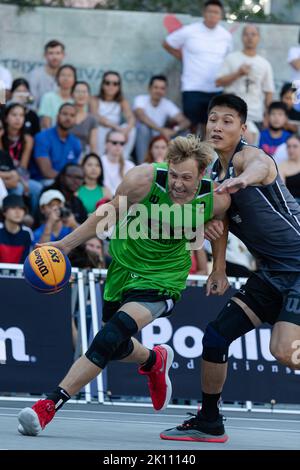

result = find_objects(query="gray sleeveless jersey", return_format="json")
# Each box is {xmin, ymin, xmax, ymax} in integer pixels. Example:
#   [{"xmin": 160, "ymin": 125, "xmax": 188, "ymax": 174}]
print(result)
[{"xmin": 211, "ymin": 141, "xmax": 300, "ymax": 272}]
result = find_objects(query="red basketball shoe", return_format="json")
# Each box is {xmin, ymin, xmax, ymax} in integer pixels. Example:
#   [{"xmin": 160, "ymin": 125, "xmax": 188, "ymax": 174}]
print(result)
[{"xmin": 18, "ymin": 399, "xmax": 55, "ymax": 436}]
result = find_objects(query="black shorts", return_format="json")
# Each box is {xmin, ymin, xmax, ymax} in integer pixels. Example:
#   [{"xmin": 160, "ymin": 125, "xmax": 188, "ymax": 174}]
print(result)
[
  {"xmin": 234, "ymin": 271, "xmax": 300, "ymax": 326},
  {"xmin": 102, "ymin": 289, "xmax": 175, "ymax": 323}
]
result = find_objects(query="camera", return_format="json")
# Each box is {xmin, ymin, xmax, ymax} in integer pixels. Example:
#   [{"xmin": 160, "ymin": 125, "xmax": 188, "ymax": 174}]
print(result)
[{"xmin": 59, "ymin": 207, "xmax": 72, "ymax": 219}]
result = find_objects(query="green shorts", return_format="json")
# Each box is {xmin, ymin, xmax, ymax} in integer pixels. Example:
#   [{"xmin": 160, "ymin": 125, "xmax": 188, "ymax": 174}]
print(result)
[{"xmin": 104, "ymin": 259, "xmax": 182, "ymax": 303}]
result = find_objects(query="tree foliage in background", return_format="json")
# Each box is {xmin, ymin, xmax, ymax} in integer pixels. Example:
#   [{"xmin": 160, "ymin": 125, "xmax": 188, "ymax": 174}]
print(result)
[{"xmin": 0, "ymin": 0, "xmax": 297, "ymax": 23}]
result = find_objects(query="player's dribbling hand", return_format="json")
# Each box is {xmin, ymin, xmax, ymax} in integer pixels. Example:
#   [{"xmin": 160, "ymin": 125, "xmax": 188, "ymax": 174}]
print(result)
[
  {"xmin": 206, "ymin": 270, "xmax": 229, "ymax": 296},
  {"xmin": 215, "ymin": 177, "xmax": 247, "ymax": 195},
  {"xmin": 35, "ymin": 240, "xmax": 71, "ymax": 255}
]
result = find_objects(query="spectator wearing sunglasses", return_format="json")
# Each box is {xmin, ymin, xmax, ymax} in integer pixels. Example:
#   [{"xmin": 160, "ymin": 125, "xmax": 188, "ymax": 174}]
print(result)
[
  {"xmin": 90, "ymin": 71, "xmax": 136, "ymax": 159},
  {"xmin": 101, "ymin": 130, "xmax": 135, "ymax": 196}
]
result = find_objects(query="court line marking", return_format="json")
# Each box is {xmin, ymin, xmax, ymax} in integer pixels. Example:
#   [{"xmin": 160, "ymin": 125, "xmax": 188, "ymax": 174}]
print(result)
[
  {"xmin": 1, "ymin": 413, "xmax": 300, "ymax": 434},
  {"xmin": 0, "ymin": 406, "xmax": 299, "ymax": 424}
]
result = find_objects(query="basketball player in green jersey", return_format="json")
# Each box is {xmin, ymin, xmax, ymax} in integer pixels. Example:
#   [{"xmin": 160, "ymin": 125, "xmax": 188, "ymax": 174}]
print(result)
[{"xmin": 18, "ymin": 135, "xmax": 230, "ymax": 437}]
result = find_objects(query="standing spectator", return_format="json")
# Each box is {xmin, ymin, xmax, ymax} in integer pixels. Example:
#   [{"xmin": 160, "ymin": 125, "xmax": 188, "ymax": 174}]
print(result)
[
  {"xmin": 278, "ymin": 135, "xmax": 300, "ymax": 204},
  {"xmin": 134, "ymin": 75, "xmax": 190, "ymax": 163},
  {"xmin": 72, "ymin": 81, "xmax": 98, "ymax": 154},
  {"xmin": 259, "ymin": 102, "xmax": 291, "ymax": 156},
  {"xmin": 10, "ymin": 78, "xmax": 40, "ymax": 136},
  {"xmin": 90, "ymin": 71, "xmax": 136, "ymax": 159},
  {"xmin": 287, "ymin": 29, "xmax": 300, "ymax": 83},
  {"xmin": 163, "ymin": 0, "xmax": 232, "ymax": 135},
  {"xmin": 101, "ymin": 130, "xmax": 135, "ymax": 196},
  {"xmin": 28, "ymin": 40, "xmax": 65, "ymax": 108},
  {"xmin": 78, "ymin": 153, "xmax": 111, "ymax": 215},
  {"xmin": 39, "ymin": 64, "xmax": 76, "ymax": 128},
  {"xmin": 33, "ymin": 189, "xmax": 76, "ymax": 244},
  {"xmin": 0, "ymin": 63, "xmax": 12, "ymax": 101},
  {"xmin": 0, "ymin": 103, "xmax": 41, "ymax": 213},
  {"xmin": 144, "ymin": 135, "xmax": 168, "ymax": 163},
  {"xmin": 216, "ymin": 25, "xmax": 274, "ymax": 129},
  {"xmin": 33, "ymin": 103, "xmax": 81, "ymax": 183},
  {"xmin": 44, "ymin": 163, "xmax": 87, "ymax": 224},
  {"xmin": 0, "ymin": 194, "xmax": 32, "ymax": 264}
]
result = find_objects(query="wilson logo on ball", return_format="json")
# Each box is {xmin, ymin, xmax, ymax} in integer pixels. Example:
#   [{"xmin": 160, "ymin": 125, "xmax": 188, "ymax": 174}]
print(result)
[{"xmin": 23, "ymin": 246, "xmax": 71, "ymax": 294}]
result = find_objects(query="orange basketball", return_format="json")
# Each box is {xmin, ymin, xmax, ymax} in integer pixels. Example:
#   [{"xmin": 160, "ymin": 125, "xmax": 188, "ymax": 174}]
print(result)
[{"xmin": 23, "ymin": 246, "xmax": 71, "ymax": 294}]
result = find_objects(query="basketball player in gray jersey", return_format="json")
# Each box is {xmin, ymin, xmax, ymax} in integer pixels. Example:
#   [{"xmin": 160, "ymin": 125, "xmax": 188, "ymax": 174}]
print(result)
[{"xmin": 161, "ymin": 94, "xmax": 300, "ymax": 443}]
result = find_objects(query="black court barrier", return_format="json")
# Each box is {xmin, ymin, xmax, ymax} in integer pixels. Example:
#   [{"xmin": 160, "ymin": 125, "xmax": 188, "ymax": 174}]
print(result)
[
  {"xmin": 0, "ymin": 277, "xmax": 73, "ymax": 394},
  {"xmin": 105, "ymin": 285, "xmax": 300, "ymax": 405}
]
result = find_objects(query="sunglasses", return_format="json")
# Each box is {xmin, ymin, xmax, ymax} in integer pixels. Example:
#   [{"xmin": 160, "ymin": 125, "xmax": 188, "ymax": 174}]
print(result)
[
  {"xmin": 108, "ymin": 140, "xmax": 125, "ymax": 146},
  {"xmin": 104, "ymin": 80, "xmax": 120, "ymax": 86}
]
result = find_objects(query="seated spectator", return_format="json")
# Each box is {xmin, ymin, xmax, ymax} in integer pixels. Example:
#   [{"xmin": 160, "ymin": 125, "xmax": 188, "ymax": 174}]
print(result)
[
  {"xmin": 101, "ymin": 130, "xmax": 135, "ymax": 196},
  {"xmin": 39, "ymin": 64, "xmax": 76, "ymax": 128},
  {"xmin": 0, "ymin": 194, "xmax": 32, "ymax": 264},
  {"xmin": 133, "ymin": 75, "xmax": 190, "ymax": 164},
  {"xmin": 33, "ymin": 189, "xmax": 77, "ymax": 244},
  {"xmin": 43, "ymin": 163, "xmax": 87, "ymax": 224},
  {"xmin": 69, "ymin": 238, "xmax": 105, "ymax": 269},
  {"xmin": 0, "ymin": 103, "xmax": 42, "ymax": 213},
  {"xmin": 10, "ymin": 78, "xmax": 40, "ymax": 136},
  {"xmin": 144, "ymin": 135, "xmax": 168, "ymax": 163},
  {"xmin": 0, "ymin": 148, "xmax": 21, "ymax": 195},
  {"xmin": 72, "ymin": 81, "xmax": 98, "ymax": 155},
  {"xmin": 78, "ymin": 153, "xmax": 111, "ymax": 215},
  {"xmin": 33, "ymin": 103, "xmax": 81, "ymax": 184},
  {"xmin": 90, "ymin": 71, "xmax": 136, "ymax": 159},
  {"xmin": 28, "ymin": 40, "xmax": 65, "ymax": 108},
  {"xmin": 259, "ymin": 102, "xmax": 291, "ymax": 156},
  {"xmin": 278, "ymin": 135, "xmax": 300, "ymax": 204},
  {"xmin": 280, "ymin": 82, "xmax": 300, "ymax": 133}
]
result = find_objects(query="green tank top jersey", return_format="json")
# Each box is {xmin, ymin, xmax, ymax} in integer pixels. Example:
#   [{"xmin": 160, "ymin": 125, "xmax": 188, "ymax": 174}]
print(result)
[{"xmin": 105, "ymin": 163, "xmax": 214, "ymax": 302}]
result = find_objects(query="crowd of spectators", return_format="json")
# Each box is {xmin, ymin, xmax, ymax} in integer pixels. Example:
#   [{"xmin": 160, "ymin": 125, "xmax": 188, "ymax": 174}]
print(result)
[{"xmin": 0, "ymin": 0, "xmax": 300, "ymax": 276}]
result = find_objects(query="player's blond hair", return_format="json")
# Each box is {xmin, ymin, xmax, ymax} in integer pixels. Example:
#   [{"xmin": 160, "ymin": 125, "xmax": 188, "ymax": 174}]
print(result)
[{"xmin": 166, "ymin": 135, "xmax": 214, "ymax": 173}]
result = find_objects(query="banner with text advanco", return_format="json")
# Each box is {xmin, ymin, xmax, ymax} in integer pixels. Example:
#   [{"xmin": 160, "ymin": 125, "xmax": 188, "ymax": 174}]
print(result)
[
  {"xmin": 107, "ymin": 286, "xmax": 300, "ymax": 404},
  {"xmin": 0, "ymin": 278, "xmax": 73, "ymax": 393}
]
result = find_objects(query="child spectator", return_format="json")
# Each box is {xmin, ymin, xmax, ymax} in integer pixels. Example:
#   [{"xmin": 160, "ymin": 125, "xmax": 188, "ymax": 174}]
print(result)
[
  {"xmin": 10, "ymin": 78, "xmax": 40, "ymax": 136},
  {"xmin": 78, "ymin": 153, "xmax": 111, "ymax": 215},
  {"xmin": 259, "ymin": 102, "xmax": 291, "ymax": 156},
  {"xmin": 0, "ymin": 194, "xmax": 32, "ymax": 264}
]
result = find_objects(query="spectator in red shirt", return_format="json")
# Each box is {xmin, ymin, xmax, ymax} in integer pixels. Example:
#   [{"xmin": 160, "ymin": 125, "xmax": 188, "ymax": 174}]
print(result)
[{"xmin": 0, "ymin": 194, "xmax": 32, "ymax": 264}]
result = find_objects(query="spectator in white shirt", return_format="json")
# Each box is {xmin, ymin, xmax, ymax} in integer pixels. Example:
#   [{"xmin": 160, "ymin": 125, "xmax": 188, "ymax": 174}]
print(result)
[
  {"xmin": 28, "ymin": 40, "xmax": 65, "ymax": 108},
  {"xmin": 101, "ymin": 130, "xmax": 135, "ymax": 196},
  {"xmin": 163, "ymin": 0, "xmax": 232, "ymax": 136},
  {"xmin": 133, "ymin": 75, "xmax": 190, "ymax": 163},
  {"xmin": 287, "ymin": 29, "xmax": 300, "ymax": 83},
  {"xmin": 216, "ymin": 24, "xmax": 274, "ymax": 129}
]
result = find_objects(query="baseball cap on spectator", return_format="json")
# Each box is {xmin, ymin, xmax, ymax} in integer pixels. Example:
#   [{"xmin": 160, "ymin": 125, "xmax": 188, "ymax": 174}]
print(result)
[
  {"xmin": 2, "ymin": 194, "xmax": 27, "ymax": 211},
  {"xmin": 39, "ymin": 190, "xmax": 65, "ymax": 207}
]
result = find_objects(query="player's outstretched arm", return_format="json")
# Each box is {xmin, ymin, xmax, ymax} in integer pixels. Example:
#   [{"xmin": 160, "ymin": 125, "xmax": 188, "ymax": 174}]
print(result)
[
  {"xmin": 37, "ymin": 165, "xmax": 154, "ymax": 254},
  {"xmin": 216, "ymin": 147, "xmax": 277, "ymax": 194}
]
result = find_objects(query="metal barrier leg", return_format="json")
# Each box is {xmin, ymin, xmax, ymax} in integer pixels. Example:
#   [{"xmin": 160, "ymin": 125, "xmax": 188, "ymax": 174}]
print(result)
[
  {"xmin": 88, "ymin": 271, "xmax": 104, "ymax": 404},
  {"xmin": 77, "ymin": 271, "xmax": 92, "ymax": 403}
]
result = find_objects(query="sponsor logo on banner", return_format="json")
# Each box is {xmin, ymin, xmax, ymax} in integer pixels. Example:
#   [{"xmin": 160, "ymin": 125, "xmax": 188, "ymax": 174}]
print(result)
[
  {"xmin": 0, "ymin": 327, "xmax": 35, "ymax": 364},
  {"xmin": 141, "ymin": 319, "xmax": 300, "ymax": 376}
]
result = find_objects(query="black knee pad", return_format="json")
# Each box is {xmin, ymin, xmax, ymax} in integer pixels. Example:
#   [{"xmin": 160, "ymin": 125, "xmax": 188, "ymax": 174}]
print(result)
[
  {"xmin": 85, "ymin": 311, "xmax": 138, "ymax": 369},
  {"xmin": 202, "ymin": 300, "xmax": 255, "ymax": 364},
  {"xmin": 110, "ymin": 338, "xmax": 134, "ymax": 361}
]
